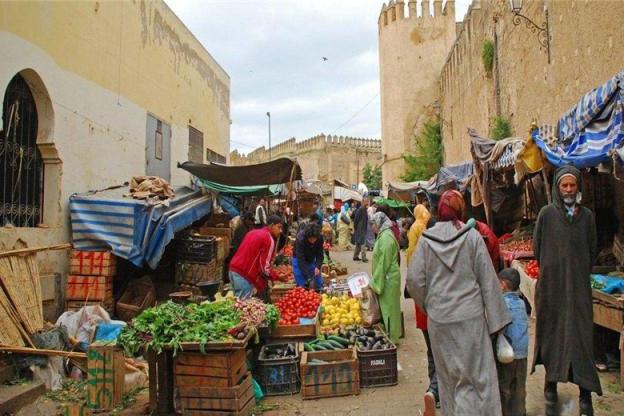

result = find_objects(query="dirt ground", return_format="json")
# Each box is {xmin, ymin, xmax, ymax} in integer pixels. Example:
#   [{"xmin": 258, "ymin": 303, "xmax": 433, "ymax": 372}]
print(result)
[
  {"xmin": 260, "ymin": 249, "xmax": 624, "ymax": 416},
  {"xmin": 15, "ymin": 249, "xmax": 624, "ymax": 416}
]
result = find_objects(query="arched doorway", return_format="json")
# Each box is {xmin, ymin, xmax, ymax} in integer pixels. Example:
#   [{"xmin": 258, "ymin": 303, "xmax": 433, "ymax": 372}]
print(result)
[{"xmin": 1, "ymin": 73, "xmax": 44, "ymax": 227}]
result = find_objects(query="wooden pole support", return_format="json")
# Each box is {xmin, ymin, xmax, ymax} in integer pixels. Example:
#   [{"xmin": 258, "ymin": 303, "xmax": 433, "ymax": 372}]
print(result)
[{"xmin": 0, "ymin": 243, "xmax": 72, "ymax": 258}]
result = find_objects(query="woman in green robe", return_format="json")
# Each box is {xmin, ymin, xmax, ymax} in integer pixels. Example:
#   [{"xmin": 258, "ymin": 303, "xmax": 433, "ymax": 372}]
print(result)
[{"xmin": 369, "ymin": 211, "xmax": 402, "ymax": 344}]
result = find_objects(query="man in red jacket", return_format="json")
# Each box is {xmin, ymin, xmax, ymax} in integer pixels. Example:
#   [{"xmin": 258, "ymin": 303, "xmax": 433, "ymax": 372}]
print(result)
[{"xmin": 229, "ymin": 215, "xmax": 283, "ymax": 298}]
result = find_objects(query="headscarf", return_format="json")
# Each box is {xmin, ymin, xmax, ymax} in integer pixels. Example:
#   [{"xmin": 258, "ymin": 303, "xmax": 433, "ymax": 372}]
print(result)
[
  {"xmin": 406, "ymin": 205, "xmax": 431, "ymax": 265},
  {"xmin": 552, "ymin": 165, "xmax": 582, "ymax": 219},
  {"xmin": 373, "ymin": 211, "xmax": 393, "ymax": 237},
  {"xmin": 341, "ymin": 203, "xmax": 350, "ymax": 214},
  {"xmin": 437, "ymin": 190, "xmax": 465, "ymax": 226}
]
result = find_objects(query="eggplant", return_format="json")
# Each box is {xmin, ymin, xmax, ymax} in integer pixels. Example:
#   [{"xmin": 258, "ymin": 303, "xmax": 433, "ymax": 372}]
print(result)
[
  {"xmin": 366, "ymin": 329, "xmax": 376, "ymax": 337},
  {"xmin": 349, "ymin": 335, "xmax": 357, "ymax": 345},
  {"xmin": 372, "ymin": 341, "xmax": 383, "ymax": 350},
  {"xmin": 357, "ymin": 328, "xmax": 367, "ymax": 336},
  {"xmin": 357, "ymin": 335, "xmax": 368, "ymax": 343}
]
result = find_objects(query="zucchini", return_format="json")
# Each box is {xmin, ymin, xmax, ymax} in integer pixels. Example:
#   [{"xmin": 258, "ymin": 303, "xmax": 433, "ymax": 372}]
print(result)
[
  {"xmin": 326, "ymin": 340, "xmax": 344, "ymax": 349},
  {"xmin": 304, "ymin": 343, "xmax": 314, "ymax": 352},
  {"xmin": 314, "ymin": 344, "xmax": 328, "ymax": 351},
  {"xmin": 328, "ymin": 335, "xmax": 350, "ymax": 346},
  {"xmin": 319, "ymin": 341, "xmax": 336, "ymax": 350}
]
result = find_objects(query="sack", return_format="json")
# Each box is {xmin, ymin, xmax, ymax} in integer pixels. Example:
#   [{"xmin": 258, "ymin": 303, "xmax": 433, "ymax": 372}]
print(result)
[
  {"xmin": 361, "ymin": 287, "xmax": 381, "ymax": 326},
  {"xmin": 496, "ymin": 333, "xmax": 514, "ymax": 364}
]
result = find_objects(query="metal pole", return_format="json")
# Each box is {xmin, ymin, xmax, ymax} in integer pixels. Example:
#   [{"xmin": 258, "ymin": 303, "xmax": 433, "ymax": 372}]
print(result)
[{"xmin": 266, "ymin": 111, "xmax": 272, "ymax": 161}]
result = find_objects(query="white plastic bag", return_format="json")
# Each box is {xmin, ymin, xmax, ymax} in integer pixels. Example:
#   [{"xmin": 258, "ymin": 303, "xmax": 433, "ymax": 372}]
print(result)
[{"xmin": 496, "ymin": 333, "xmax": 514, "ymax": 364}]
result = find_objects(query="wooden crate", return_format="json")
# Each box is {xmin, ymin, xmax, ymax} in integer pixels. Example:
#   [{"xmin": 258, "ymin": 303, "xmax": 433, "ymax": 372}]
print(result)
[
  {"xmin": 63, "ymin": 403, "xmax": 91, "ymax": 416},
  {"xmin": 300, "ymin": 348, "xmax": 359, "ymax": 399},
  {"xmin": 66, "ymin": 275, "xmax": 113, "ymax": 301},
  {"xmin": 178, "ymin": 372, "xmax": 255, "ymax": 414},
  {"xmin": 199, "ymin": 227, "xmax": 231, "ymax": 257},
  {"xmin": 269, "ymin": 283, "xmax": 296, "ymax": 303},
  {"xmin": 269, "ymin": 309, "xmax": 320, "ymax": 340},
  {"xmin": 66, "ymin": 300, "xmax": 114, "ymax": 315},
  {"xmin": 70, "ymin": 250, "xmax": 116, "ymax": 276},
  {"xmin": 116, "ymin": 278, "xmax": 156, "ymax": 321},
  {"xmin": 147, "ymin": 351, "xmax": 175, "ymax": 415},
  {"xmin": 215, "ymin": 237, "xmax": 227, "ymax": 261},
  {"xmin": 174, "ymin": 348, "xmax": 247, "ymax": 388},
  {"xmin": 86, "ymin": 343, "xmax": 125, "ymax": 411},
  {"xmin": 176, "ymin": 261, "xmax": 218, "ymax": 285}
]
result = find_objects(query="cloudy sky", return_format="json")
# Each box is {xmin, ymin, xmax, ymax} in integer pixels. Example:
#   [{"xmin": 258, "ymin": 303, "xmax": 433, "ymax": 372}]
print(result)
[{"xmin": 166, "ymin": 0, "xmax": 471, "ymax": 154}]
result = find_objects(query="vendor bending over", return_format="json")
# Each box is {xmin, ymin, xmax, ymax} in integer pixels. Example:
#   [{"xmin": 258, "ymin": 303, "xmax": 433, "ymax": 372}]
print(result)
[
  {"xmin": 229, "ymin": 215, "xmax": 283, "ymax": 299},
  {"xmin": 293, "ymin": 223, "xmax": 324, "ymax": 290}
]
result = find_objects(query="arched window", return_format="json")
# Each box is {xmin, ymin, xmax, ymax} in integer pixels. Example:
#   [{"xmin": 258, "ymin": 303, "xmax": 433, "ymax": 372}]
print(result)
[{"xmin": 1, "ymin": 74, "xmax": 43, "ymax": 227}]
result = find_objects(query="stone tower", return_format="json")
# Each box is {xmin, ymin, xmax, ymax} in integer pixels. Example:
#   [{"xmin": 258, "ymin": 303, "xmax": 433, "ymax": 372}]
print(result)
[{"xmin": 378, "ymin": 0, "xmax": 457, "ymax": 185}]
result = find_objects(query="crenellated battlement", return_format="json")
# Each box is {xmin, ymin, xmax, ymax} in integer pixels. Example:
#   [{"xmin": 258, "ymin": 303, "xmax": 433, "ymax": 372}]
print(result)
[
  {"xmin": 378, "ymin": 0, "xmax": 455, "ymax": 29},
  {"xmin": 230, "ymin": 134, "xmax": 381, "ymax": 165}
]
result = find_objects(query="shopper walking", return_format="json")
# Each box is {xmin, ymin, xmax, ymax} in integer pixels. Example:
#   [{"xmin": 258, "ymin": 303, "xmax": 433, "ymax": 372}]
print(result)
[{"xmin": 352, "ymin": 198, "xmax": 369, "ymax": 262}]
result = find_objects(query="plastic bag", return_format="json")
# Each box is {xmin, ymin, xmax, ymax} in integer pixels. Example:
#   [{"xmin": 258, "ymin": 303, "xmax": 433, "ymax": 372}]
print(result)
[
  {"xmin": 361, "ymin": 287, "xmax": 381, "ymax": 326},
  {"xmin": 496, "ymin": 333, "xmax": 514, "ymax": 364},
  {"xmin": 252, "ymin": 377, "xmax": 264, "ymax": 401}
]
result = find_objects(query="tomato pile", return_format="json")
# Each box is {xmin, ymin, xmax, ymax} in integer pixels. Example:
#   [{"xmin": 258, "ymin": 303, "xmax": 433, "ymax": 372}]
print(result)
[
  {"xmin": 500, "ymin": 239, "xmax": 533, "ymax": 252},
  {"xmin": 281, "ymin": 246, "xmax": 294, "ymax": 257},
  {"xmin": 525, "ymin": 260, "xmax": 540, "ymax": 279},
  {"xmin": 275, "ymin": 288, "xmax": 321, "ymax": 326},
  {"xmin": 274, "ymin": 264, "xmax": 294, "ymax": 282}
]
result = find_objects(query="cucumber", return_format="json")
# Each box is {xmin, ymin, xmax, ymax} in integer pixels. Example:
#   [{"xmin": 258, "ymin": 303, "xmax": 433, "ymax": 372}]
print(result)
[
  {"xmin": 304, "ymin": 343, "xmax": 314, "ymax": 352},
  {"xmin": 318, "ymin": 341, "xmax": 335, "ymax": 350},
  {"xmin": 313, "ymin": 344, "xmax": 328, "ymax": 350},
  {"xmin": 328, "ymin": 335, "xmax": 350, "ymax": 346},
  {"xmin": 326, "ymin": 340, "xmax": 344, "ymax": 349}
]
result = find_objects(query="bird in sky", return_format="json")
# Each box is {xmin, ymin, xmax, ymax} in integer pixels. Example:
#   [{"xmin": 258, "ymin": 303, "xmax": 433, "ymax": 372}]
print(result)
[{"xmin": 322, "ymin": 57, "xmax": 328, "ymax": 61}]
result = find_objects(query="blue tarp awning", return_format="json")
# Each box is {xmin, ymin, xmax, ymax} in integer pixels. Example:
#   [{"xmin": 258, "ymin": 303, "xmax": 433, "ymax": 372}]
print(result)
[
  {"xmin": 70, "ymin": 186, "xmax": 211, "ymax": 269},
  {"xmin": 534, "ymin": 70, "xmax": 624, "ymax": 168}
]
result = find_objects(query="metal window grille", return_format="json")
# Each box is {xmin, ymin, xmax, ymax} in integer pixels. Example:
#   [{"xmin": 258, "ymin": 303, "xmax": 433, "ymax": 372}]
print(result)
[
  {"xmin": 188, "ymin": 126, "xmax": 203, "ymax": 163},
  {"xmin": 1, "ymin": 74, "xmax": 43, "ymax": 227}
]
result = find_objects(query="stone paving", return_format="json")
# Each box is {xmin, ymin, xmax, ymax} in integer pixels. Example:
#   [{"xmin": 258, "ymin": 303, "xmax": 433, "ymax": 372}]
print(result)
[{"xmin": 263, "ymin": 249, "xmax": 624, "ymax": 416}]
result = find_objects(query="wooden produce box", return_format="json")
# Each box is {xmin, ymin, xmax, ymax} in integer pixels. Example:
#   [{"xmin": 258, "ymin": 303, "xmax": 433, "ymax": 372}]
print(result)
[
  {"xmin": 86, "ymin": 343, "xmax": 125, "ymax": 411},
  {"xmin": 269, "ymin": 283, "xmax": 296, "ymax": 304},
  {"xmin": 63, "ymin": 403, "xmax": 91, "ymax": 416},
  {"xmin": 199, "ymin": 227, "xmax": 232, "ymax": 257},
  {"xmin": 70, "ymin": 250, "xmax": 116, "ymax": 276},
  {"xmin": 176, "ymin": 261, "xmax": 218, "ymax": 285},
  {"xmin": 66, "ymin": 275, "xmax": 113, "ymax": 301},
  {"xmin": 116, "ymin": 278, "xmax": 156, "ymax": 322},
  {"xmin": 300, "ymin": 348, "xmax": 360, "ymax": 399},
  {"xmin": 270, "ymin": 311, "xmax": 320, "ymax": 340},
  {"xmin": 177, "ymin": 372, "xmax": 255, "ymax": 415},
  {"xmin": 174, "ymin": 348, "xmax": 247, "ymax": 388},
  {"xmin": 215, "ymin": 237, "xmax": 227, "ymax": 261}
]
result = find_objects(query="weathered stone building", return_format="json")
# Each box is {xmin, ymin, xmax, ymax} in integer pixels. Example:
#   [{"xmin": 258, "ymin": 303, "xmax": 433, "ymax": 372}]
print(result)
[
  {"xmin": 378, "ymin": 0, "xmax": 457, "ymax": 184},
  {"xmin": 230, "ymin": 135, "xmax": 382, "ymax": 187},
  {"xmin": 378, "ymin": 0, "xmax": 624, "ymax": 179},
  {"xmin": 0, "ymin": 1, "xmax": 230, "ymax": 274},
  {"xmin": 440, "ymin": 0, "xmax": 624, "ymax": 164}
]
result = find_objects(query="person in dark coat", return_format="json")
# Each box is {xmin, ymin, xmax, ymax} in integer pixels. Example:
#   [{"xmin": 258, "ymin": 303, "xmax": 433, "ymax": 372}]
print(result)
[
  {"xmin": 352, "ymin": 198, "xmax": 369, "ymax": 262},
  {"xmin": 532, "ymin": 165, "xmax": 601, "ymax": 416},
  {"xmin": 292, "ymin": 223, "xmax": 324, "ymax": 290},
  {"xmin": 232, "ymin": 212, "xmax": 255, "ymax": 253}
]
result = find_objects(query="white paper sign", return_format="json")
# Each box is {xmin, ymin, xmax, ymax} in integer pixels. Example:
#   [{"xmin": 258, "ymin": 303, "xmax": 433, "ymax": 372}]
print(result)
[{"xmin": 348, "ymin": 272, "xmax": 370, "ymax": 297}]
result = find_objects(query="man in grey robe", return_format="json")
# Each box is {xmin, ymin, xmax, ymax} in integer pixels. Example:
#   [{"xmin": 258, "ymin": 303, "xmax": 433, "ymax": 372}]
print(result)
[
  {"xmin": 532, "ymin": 165, "xmax": 601, "ymax": 416},
  {"xmin": 407, "ymin": 190, "xmax": 510, "ymax": 416}
]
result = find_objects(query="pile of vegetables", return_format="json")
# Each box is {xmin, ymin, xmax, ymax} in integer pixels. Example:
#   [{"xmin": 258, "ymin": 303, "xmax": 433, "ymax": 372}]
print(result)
[
  {"xmin": 274, "ymin": 264, "xmax": 294, "ymax": 281},
  {"xmin": 524, "ymin": 260, "xmax": 540, "ymax": 279},
  {"xmin": 260, "ymin": 343, "xmax": 297, "ymax": 360},
  {"xmin": 500, "ymin": 239, "xmax": 533, "ymax": 253},
  {"xmin": 303, "ymin": 327, "xmax": 394, "ymax": 352},
  {"xmin": 274, "ymin": 254, "xmax": 291, "ymax": 266},
  {"xmin": 275, "ymin": 288, "xmax": 321, "ymax": 325},
  {"xmin": 320, "ymin": 293, "xmax": 362, "ymax": 329},
  {"xmin": 234, "ymin": 298, "xmax": 280, "ymax": 328},
  {"xmin": 281, "ymin": 246, "xmax": 294, "ymax": 257},
  {"xmin": 118, "ymin": 300, "xmax": 242, "ymax": 356}
]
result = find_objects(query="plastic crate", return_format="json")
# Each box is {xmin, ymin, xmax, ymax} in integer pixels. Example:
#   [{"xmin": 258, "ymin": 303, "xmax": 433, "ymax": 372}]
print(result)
[
  {"xmin": 175, "ymin": 235, "xmax": 215, "ymax": 264},
  {"xmin": 255, "ymin": 343, "xmax": 300, "ymax": 396},
  {"xmin": 357, "ymin": 344, "xmax": 398, "ymax": 388}
]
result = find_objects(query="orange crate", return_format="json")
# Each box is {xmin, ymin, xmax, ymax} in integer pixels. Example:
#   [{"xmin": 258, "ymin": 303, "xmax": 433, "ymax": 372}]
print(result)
[
  {"xmin": 70, "ymin": 250, "xmax": 116, "ymax": 276},
  {"xmin": 66, "ymin": 275, "xmax": 113, "ymax": 301}
]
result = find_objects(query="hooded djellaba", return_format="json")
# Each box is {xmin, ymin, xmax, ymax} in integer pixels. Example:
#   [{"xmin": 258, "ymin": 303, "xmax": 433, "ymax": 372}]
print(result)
[
  {"xmin": 407, "ymin": 190, "xmax": 510, "ymax": 416},
  {"xmin": 532, "ymin": 165, "xmax": 601, "ymax": 415}
]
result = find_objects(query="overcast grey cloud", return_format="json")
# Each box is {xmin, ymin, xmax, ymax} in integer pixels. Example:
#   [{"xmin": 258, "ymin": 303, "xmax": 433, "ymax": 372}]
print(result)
[{"xmin": 166, "ymin": 0, "xmax": 471, "ymax": 154}]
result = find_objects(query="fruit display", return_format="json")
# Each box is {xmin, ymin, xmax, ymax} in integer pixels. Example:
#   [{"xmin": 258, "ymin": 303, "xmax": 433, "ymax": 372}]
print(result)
[
  {"xmin": 275, "ymin": 287, "xmax": 321, "ymax": 326},
  {"xmin": 524, "ymin": 260, "xmax": 540, "ymax": 279},
  {"xmin": 500, "ymin": 239, "xmax": 533, "ymax": 253},
  {"xmin": 320, "ymin": 293, "xmax": 362, "ymax": 329},
  {"xmin": 303, "ymin": 326, "xmax": 393, "ymax": 352},
  {"xmin": 274, "ymin": 264, "xmax": 294, "ymax": 281}
]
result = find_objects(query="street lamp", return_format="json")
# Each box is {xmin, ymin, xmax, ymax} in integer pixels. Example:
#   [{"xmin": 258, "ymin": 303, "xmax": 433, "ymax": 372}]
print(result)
[
  {"xmin": 266, "ymin": 112, "xmax": 272, "ymax": 161},
  {"xmin": 508, "ymin": 0, "xmax": 550, "ymax": 63}
]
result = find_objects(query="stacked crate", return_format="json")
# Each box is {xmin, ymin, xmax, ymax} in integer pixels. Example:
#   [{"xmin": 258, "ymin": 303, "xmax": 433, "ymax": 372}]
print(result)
[
  {"xmin": 174, "ymin": 349, "xmax": 255, "ymax": 415},
  {"xmin": 175, "ymin": 234, "xmax": 219, "ymax": 295},
  {"xmin": 66, "ymin": 250, "xmax": 115, "ymax": 313}
]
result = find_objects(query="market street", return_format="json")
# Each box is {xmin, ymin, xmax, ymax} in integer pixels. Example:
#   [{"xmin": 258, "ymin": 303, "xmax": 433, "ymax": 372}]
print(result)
[{"xmin": 263, "ymin": 249, "xmax": 624, "ymax": 416}]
